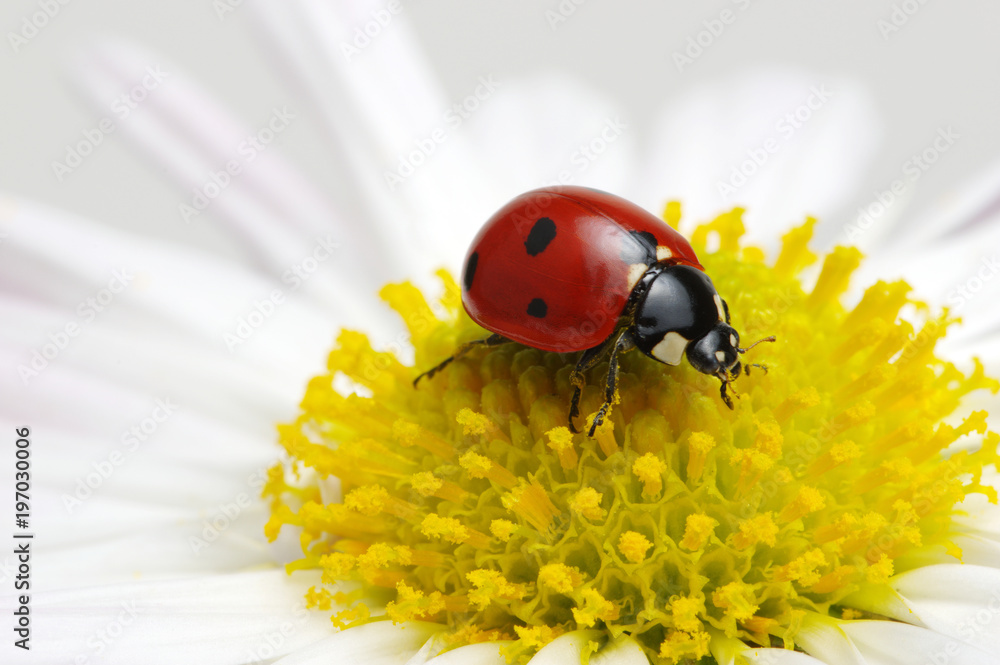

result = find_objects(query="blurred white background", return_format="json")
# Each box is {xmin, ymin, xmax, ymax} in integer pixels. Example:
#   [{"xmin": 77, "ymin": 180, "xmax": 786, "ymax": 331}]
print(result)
[{"xmin": 2, "ymin": 0, "xmax": 999, "ymax": 261}]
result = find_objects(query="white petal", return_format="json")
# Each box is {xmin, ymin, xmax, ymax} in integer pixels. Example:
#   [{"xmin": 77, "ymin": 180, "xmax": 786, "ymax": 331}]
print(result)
[
  {"xmin": 399, "ymin": 77, "xmax": 634, "ymax": 271},
  {"xmin": 423, "ymin": 641, "xmax": 509, "ymax": 665},
  {"xmin": 272, "ymin": 621, "xmax": 443, "ymax": 665},
  {"xmin": 296, "ymin": 0, "xmax": 503, "ymax": 245},
  {"xmin": 526, "ymin": 631, "xmax": 601, "ymax": 665},
  {"xmin": 590, "ymin": 637, "xmax": 651, "ymax": 665},
  {"xmin": 249, "ymin": 0, "xmax": 454, "ymax": 275},
  {"xmin": 77, "ymin": 42, "xmax": 384, "ymax": 257},
  {"xmin": 743, "ymin": 647, "xmax": 829, "ymax": 665},
  {"xmin": 857, "ymin": 220, "xmax": 1000, "ymax": 348},
  {"xmin": 24, "ymin": 443, "xmax": 278, "ymax": 588},
  {"xmin": 0, "ymin": 327, "xmax": 301, "ymax": 590},
  {"xmin": 797, "ymin": 613, "xmax": 1000, "ymax": 665},
  {"xmin": 796, "ymin": 615, "xmax": 865, "ymax": 665},
  {"xmin": 712, "ymin": 636, "xmax": 828, "ymax": 665},
  {"xmin": 971, "ymin": 335, "xmax": 1000, "ymax": 366},
  {"xmin": 71, "ymin": 41, "xmax": 392, "ymax": 309},
  {"xmin": 401, "ymin": 632, "xmax": 450, "ymax": 664},
  {"xmin": 641, "ymin": 69, "xmax": 880, "ymax": 254},
  {"xmin": 0, "ymin": 424, "xmax": 282, "ymax": 586},
  {"xmin": 1, "ymin": 571, "xmax": 331, "ymax": 665},
  {"xmin": 0, "ymin": 196, "xmax": 359, "ymax": 385},
  {"xmin": 248, "ymin": 0, "xmax": 411, "ymax": 256},
  {"xmin": 947, "ymin": 532, "xmax": 1000, "ymax": 571},
  {"xmin": 953, "ymin": 492, "xmax": 1000, "ymax": 542},
  {"xmin": 0, "ymin": 298, "xmax": 295, "ymax": 434},
  {"xmin": 462, "ymin": 75, "xmax": 636, "ymax": 197},
  {"xmin": 73, "ymin": 45, "xmax": 315, "ymax": 267},
  {"xmin": 843, "ymin": 565, "xmax": 1000, "ymax": 654},
  {"xmin": 425, "ymin": 75, "xmax": 643, "ymax": 275},
  {"xmin": 889, "ymin": 156, "xmax": 1000, "ymax": 253},
  {"xmin": 938, "ymin": 491, "xmax": 1000, "ymax": 570}
]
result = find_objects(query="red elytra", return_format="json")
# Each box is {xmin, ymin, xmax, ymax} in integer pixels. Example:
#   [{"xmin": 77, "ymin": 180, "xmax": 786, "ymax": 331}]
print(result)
[{"xmin": 461, "ymin": 186, "xmax": 703, "ymax": 352}]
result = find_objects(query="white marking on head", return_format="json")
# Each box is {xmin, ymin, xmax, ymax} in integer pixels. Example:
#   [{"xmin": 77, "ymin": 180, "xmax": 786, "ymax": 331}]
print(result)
[
  {"xmin": 627, "ymin": 263, "xmax": 648, "ymax": 290},
  {"xmin": 713, "ymin": 294, "xmax": 726, "ymax": 321},
  {"xmin": 730, "ymin": 334, "xmax": 737, "ymax": 348},
  {"xmin": 651, "ymin": 332, "xmax": 688, "ymax": 366},
  {"xmin": 715, "ymin": 350, "xmax": 726, "ymax": 363},
  {"xmin": 656, "ymin": 246, "xmax": 674, "ymax": 261}
]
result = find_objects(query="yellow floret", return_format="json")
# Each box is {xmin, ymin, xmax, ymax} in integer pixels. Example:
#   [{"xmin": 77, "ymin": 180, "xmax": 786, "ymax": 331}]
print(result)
[
  {"xmin": 490, "ymin": 519, "xmax": 517, "ymax": 542},
  {"xmin": 344, "ymin": 485, "xmax": 389, "ymax": 516},
  {"xmin": 658, "ymin": 630, "xmax": 711, "ymax": 664},
  {"xmin": 680, "ymin": 513, "xmax": 718, "ymax": 552},
  {"xmin": 305, "ymin": 586, "xmax": 332, "ymax": 610},
  {"xmin": 618, "ymin": 531, "xmax": 653, "ymax": 564},
  {"xmin": 779, "ymin": 485, "xmax": 826, "ymax": 523},
  {"xmin": 866, "ymin": 554, "xmax": 895, "ymax": 584},
  {"xmin": 633, "ymin": 452, "xmax": 668, "ymax": 497},
  {"xmin": 712, "ymin": 581, "xmax": 759, "ymax": 621},
  {"xmin": 357, "ymin": 543, "xmax": 411, "ymax": 571},
  {"xmin": 420, "ymin": 514, "xmax": 469, "ymax": 544},
  {"xmin": 459, "ymin": 450, "xmax": 493, "ymax": 479},
  {"xmin": 777, "ymin": 548, "xmax": 828, "ymax": 587},
  {"xmin": 331, "ymin": 603, "xmax": 370, "ymax": 630},
  {"xmin": 466, "ymin": 569, "xmax": 526, "ymax": 610},
  {"xmin": 386, "ymin": 581, "xmax": 445, "ymax": 623},
  {"xmin": 319, "ymin": 552, "xmax": 355, "ymax": 583},
  {"xmin": 537, "ymin": 563, "xmax": 584, "ymax": 594},
  {"xmin": 570, "ymin": 487, "xmax": 606, "ymax": 521},
  {"xmin": 411, "ymin": 471, "xmax": 443, "ymax": 496},
  {"xmin": 572, "ymin": 588, "xmax": 618, "ymax": 627},
  {"xmin": 546, "ymin": 427, "xmax": 578, "ymax": 470},
  {"xmin": 731, "ymin": 513, "xmax": 779, "ymax": 550},
  {"xmin": 456, "ymin": 408, "xmax": 492, "ymax": 436},
  {"xmin": 669, "ymin": 595, "xmax": 705, "ymax": 633}
]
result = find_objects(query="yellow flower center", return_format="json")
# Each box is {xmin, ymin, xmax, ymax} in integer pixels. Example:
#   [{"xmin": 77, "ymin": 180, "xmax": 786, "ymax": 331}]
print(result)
[{"xmin": 264, "ymin": 207, "xmax": 999, "ymax": 663}]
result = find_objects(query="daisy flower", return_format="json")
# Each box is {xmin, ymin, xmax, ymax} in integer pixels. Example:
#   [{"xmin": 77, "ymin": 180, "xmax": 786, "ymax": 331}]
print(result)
[{"xmin": 3, "ymin": 2, "xmax": 1000, "ymax": 664}]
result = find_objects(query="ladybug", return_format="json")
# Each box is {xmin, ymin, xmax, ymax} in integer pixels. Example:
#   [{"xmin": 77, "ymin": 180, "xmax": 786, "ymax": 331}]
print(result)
[{"xmin": 415, "ymin": 186, "xmax": 775, "ymax": 435}]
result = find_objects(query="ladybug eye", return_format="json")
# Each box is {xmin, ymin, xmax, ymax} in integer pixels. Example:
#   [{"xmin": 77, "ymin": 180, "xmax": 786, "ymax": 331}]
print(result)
[
  {"xmin": 685, "ymin": 323, "xmax": 744, "ymax": 376},
  {"xmin": 686, "ymin": 332, "xmax": 724, "ymax": 375}
]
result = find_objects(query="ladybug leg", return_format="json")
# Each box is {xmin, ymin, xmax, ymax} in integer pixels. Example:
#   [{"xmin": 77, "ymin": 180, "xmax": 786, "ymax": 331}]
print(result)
[
  {"xmin": 568, "ymin": 343, "xmax": 612, "ymax": 433},
  {"xmin": 716, "ymin": 367, "xmax": 743, "ymax": 410},
  {"xmin": 412, "ymin": 333, "xmax": 509, "ymax": 386},
  {"xmin": 719, "ymin": 379, "xmax": 735, "ymax": 410},
  {"xmin": 744, "ymin": 362, "xmax": 768, "ymax": 376},
  {"xmin": 587, "ymin": 332, "xmax": 636, "ymax": 437}
]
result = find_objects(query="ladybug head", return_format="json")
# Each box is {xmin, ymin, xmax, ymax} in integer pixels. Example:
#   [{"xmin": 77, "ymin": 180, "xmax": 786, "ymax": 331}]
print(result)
[
  {"xmin": 686, "ymin": 324, "xmax": 776, "ymax": 408},
  {"xmin": 686, "ymin": 322, "xmax": 743, "ymax": 379}
]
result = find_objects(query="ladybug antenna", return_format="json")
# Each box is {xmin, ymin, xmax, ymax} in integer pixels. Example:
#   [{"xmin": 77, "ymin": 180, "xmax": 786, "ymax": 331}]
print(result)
[{"xmin": 737, "ymin": 335, "xmax": 776, "ymax": 355}]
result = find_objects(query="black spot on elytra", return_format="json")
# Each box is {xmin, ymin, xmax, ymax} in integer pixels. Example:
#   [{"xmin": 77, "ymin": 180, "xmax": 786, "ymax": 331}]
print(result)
[
  {"xmin": 524, "ymin": 217, "xmax": 557, "ymax": 256},
  {"xmin": 464, "ymin": 252, "xmax": 479, "ymax": 290},
  {"xmin": 620, "ymin": 230, "xmax": 659, "ymax": 265},
  {"xmin": 527, "ymin": 298, "xmax": 548, "ymax": 318}
]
